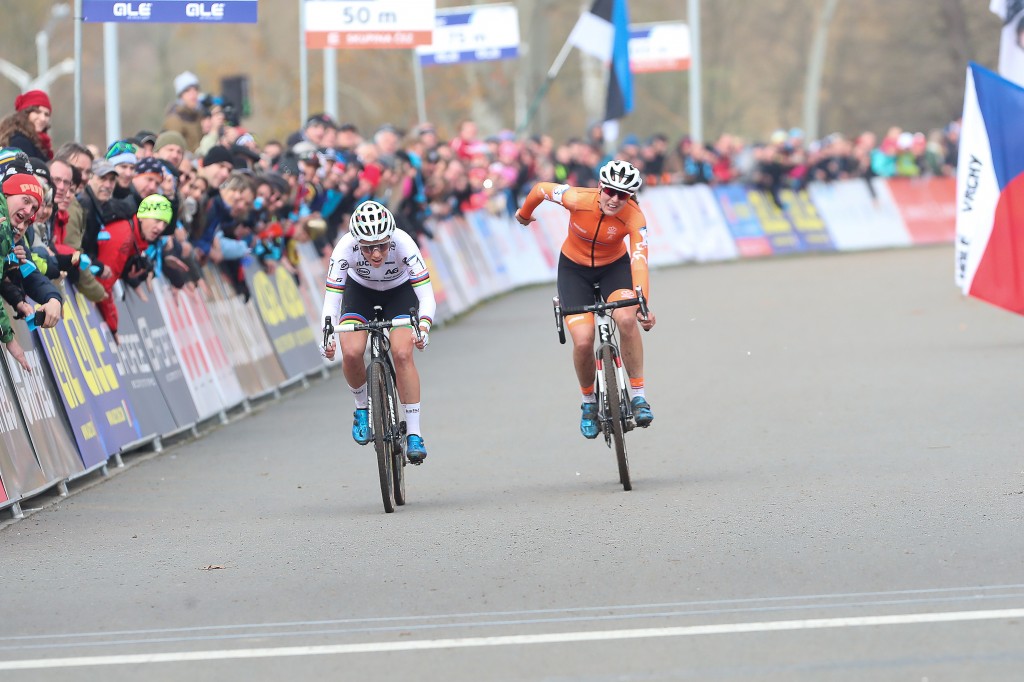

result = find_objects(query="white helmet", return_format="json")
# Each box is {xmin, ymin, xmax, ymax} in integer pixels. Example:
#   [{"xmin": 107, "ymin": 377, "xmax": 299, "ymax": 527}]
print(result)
[
  {"xmin": 349, "ymin": 200, "xmax": 396, "ymax": 242},
  {"xmin": 599, "ymin": 159, "xmax": 643, "ymax": 195}
]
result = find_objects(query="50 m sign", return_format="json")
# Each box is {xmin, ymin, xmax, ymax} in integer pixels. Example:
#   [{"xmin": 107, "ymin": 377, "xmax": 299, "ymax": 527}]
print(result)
[{"xmin": 305, "ymin": 0, "xmax": 435, "ymax": 50}]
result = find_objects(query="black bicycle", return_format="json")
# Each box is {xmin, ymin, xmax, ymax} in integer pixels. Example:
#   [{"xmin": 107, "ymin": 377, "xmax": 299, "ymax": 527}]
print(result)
[
  {"xmin": 553, "ymin": 285, "xmax": 648, "ymax": 491},
  {"xmin": 324, "ymin": 307, "xmax": 421, "ymax": 513}
]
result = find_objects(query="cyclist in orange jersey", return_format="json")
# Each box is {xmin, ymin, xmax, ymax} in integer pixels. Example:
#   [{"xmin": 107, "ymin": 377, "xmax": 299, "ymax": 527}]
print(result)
[{"xmin": 515, "ymin": 160, "xmax": 656, "ymax": 438}]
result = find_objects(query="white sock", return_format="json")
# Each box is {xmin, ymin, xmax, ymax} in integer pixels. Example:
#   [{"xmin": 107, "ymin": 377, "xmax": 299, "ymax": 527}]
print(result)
[
  {"xmin": 628, "ymin": 379, "xmax": 645, "ymax": 400},
  {"xmin": 581, "ymin": 390, "xmax": 597, "ymax": 404},
  {"xmin": 351, "ymin": 382, "xmax": 368, "ymax": 409},
  {"xmin": 404, "ymin": 402, "xmax": 421, "ymax": 436}
]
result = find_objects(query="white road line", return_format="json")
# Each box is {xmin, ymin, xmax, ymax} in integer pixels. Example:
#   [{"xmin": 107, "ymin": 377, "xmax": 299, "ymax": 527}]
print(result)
[{"xmin": 1, "ymin": 608, "xmax": 1022, "ymax": 671}]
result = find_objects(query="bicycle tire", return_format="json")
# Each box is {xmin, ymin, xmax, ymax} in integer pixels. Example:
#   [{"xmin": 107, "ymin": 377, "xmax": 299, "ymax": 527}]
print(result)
[
  {"xmin": 390, "ymin": 373, "xmax": 407, "ymax": 507},
  {"xmin": 602, "ymin": 345, "xmax": 631, "ymax": 491},
  {"xmin": 370, "ymin": 360, "xmax": 395, "ymax": 513}
]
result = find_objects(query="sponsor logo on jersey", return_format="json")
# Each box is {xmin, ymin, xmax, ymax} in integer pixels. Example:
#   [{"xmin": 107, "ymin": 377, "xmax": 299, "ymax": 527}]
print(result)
[
  {"xmin": 356, "ymin": 267, "xmax": 371, "ymax": 277},
  {"xmin": 403, "ymin": 255, "xmax": 425, "ymax": 270},
  {"xmin": 551, "ymin": 184, "xmax": 570, "ymax": 204}
]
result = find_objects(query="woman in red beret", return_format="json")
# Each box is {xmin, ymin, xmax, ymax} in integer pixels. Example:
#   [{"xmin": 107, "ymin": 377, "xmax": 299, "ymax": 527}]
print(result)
[{"xmin": 0, "ymin": 90, "xmax": 54, "ymax": 161}]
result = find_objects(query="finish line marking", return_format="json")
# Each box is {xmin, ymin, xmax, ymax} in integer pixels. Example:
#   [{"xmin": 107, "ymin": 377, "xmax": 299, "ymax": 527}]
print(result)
[{"xmin": 1, "ymin": 608, "xmax": 1022, "ymax": 670}]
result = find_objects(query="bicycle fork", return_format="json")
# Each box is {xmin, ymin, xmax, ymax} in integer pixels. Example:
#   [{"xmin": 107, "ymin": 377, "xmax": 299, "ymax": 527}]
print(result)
[{"xmin": 594, "ymin": 323, "xmax": 635, "ymax": 441}]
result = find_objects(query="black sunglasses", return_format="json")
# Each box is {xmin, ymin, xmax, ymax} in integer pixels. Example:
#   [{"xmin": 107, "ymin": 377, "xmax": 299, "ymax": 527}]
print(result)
[{"xmin": 601, "ymin": 186, "xmax": 632, "ymax": 200}]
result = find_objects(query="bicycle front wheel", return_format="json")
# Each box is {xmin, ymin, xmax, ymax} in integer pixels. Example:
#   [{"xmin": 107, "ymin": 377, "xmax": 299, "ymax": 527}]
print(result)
[
  {"xmin": 601, "ymin": 345, "xmax": 631, "ymax": 491},
  {"xmin": 370, "ymin": 360, "xmax": 396, "ymax": 513}
]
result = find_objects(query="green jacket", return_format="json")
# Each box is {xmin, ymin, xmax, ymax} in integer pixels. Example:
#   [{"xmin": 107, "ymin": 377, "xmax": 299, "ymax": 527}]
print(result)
[{"xmin": 0, "ymin": 195, "xmax": 17, "ymax": 343}]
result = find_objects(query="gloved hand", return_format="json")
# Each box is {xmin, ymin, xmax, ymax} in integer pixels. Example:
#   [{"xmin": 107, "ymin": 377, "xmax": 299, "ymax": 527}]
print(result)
[{"xmin": 414, "ymin": 323, "xmax": 430, "ymax": 350}]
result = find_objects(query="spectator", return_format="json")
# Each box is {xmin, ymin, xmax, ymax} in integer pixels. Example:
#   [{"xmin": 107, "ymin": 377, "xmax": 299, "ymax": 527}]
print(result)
[
  {"xmin": 153, "ymin": 130, "xmax": 187, "ymax": 170},
  {"xmin": 0, "ymin": 166, "xmax": 63, "ymax": 330},
  {"xmin": 0, "ymin": 90, "xmax": 54, "ymax": 161},
  {"xmin": 163, "ymin": 71, "xmax": 204, "ymax": 152},
  {"xmin": 0, "ymin": 171, "xmax": 44, "ymax": 370},
  {"xmin": 133, "ymin": 130, "xmax": 158, "ymax": 158},
  {"xmin": 54, "ymin": 143, "xmax": 106, "ymax": 302},
  {"xmin": 892, "ymin": 132, "xmax": 921, "ymax": 177},
  {"xmin": 105, "ymin": 139, "xmax": 138, "ymax": 200},
  {"xmin": 95, "ymin": 194, "xmax": 173, "ymax": 338},
  {"xmin": 76, "ymin": 159, "xmax": 121, "ymax": 266}
]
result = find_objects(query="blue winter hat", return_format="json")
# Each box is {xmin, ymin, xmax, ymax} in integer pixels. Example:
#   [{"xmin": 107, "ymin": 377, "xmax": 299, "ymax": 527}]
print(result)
[{"xmin": 105, "ymin": 139, "xmax": 137, "ymax": 167}]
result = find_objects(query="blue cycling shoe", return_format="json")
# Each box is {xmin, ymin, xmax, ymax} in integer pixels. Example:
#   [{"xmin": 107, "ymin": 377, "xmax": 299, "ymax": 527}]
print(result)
[
  {"xmin": 352, "ymin": 409, "xmax": 371, "ymax": 445},
  {"xmin": 407, "ymin": 435, "xmax": 427, "ymax": 464},
  {"xmin": 580, "ymin": 402, "xmax": 599, "ymax": 439},
  {"xmin": 631, "ymin": 397, "xmax": 654, "ymax": 427}
]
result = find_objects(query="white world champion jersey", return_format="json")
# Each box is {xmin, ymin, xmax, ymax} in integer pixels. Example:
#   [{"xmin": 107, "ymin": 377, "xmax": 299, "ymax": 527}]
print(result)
[{"xmin": 327, "ymin": 230, "xmax": 429, "ymax": 292}]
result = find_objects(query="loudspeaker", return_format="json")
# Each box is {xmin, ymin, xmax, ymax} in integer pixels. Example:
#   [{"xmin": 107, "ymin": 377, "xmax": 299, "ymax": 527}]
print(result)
[{"xmin": 220, "ymin": 75, "xmax": 251, "ymax": 119}]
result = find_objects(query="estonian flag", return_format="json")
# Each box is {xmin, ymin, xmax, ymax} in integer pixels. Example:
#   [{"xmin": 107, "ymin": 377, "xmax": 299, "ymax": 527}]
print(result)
[
  {"xmin": 566, "ymin": 0, "xmax": 634, "ymax": 122},
  {"xmin": 955, "ymin": 62, "xmax": 1024, "ymax": 313}
]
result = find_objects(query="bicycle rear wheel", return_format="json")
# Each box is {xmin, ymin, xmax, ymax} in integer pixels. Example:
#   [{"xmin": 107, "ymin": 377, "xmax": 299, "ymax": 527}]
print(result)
[
  {"xmin": 370, "ymin": 360, "xmax": 395, "ymax": 513},
  {"xmin": 601, "ymin": 345, "xmax": 631, "ymax": 491}
]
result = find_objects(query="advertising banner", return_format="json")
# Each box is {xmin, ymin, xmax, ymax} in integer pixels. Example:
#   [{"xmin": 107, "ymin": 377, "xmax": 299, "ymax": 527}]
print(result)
[
  {"xmin": 418, "ymin": 239, "xmax": 460, "ymax": 320},
  {"xmin": 122, "ymin": 285, "xmax": 200, "ymax": 429},
  {"xmin": 153, "ymin": 280, "xmax": 224, "ymax": 420},
  {"xmin": 0, "ymin": 354, "xmax": 48, "ymax": 502},
  {"xmin": 83, "ymin": 0, "xmax": 258, "ymax": 23},
  {"xmin": 36, "ymin": 285, "xmax": 141, "ymax": 459},
  {"xmin": 629, "ymin": 22, "xmax": 690, "ymax": 73},
  {"xmin": 3, "ymin": 317, "xmax": 83, "ymax": 482},
  {"xmin": 643, "ymin": 186, "xmax": 738, "ymax": 264},
  {"xmin": 887, "ymin": 177, "xmax": 957, "ymax": 245},
  {"xmin": 36, "ymin": 323, "xmax": 108, "ymax": 469},
  {"xmin": 713, "ymin": 185, "xmax": 772, "ymax": 257},
  {"xmin": 431, "ymin": 219, "xmax": 482, "ymax": 309},
  {"xmin": 179, "ymin": 287, "xmax": 246, "ymax": 408},
  {"xmin": 305, "ymin": 0, "xmax": 435, "ymax": 49},
  {"xmin": 244, "ymin": 263, "xmax": 322, "ymax": 379},
  {"xmin": 61, "ymin": 286, "xmax": 144, "ymax": 452},
  {"xmin": 522, "ymin": 201, "xmax": 563, "ymax": 275},
  {"xmin": 200, "ymin": 269, "xmax": 273, "ymax": 397},
  {"xmin": 464, "ymin": 212, "xmax": 513, "ymax": 292},
  {"xmin": 108, "ymin": 291, "xmax": 179, "ymax": 440},
  {"xmin": 809, "ymin": 179, "xmax": 910, "ymax": 251},
  {"xmin": 493, "ymin": 211, "xmax": 552, "ymax": 287},
  {"xmin": 416, "ymin": 3, "xmax": 519, "ymax": 67},
  {"xmin": 201, "ymin": 268, "xmax": 288, "ymax": 389}
]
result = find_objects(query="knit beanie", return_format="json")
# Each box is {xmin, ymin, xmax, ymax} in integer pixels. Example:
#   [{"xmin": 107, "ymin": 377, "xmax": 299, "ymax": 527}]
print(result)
[
  {"xmin": 134, "ymin": 157, "xmax": 164, "ymax": 176},
  {"xmin": 136, "ymin": 194, "xmax": 172, "ymax": 224},
  {"xmin": 105, "ymin": 140, "xmax": 138, "ymax": 167},
  {"xmin": 2, "ymin": 174, "xmax": 44, "ymax": 205},
  {"xmin": 154, "ymin": 130, "xmax": 187, "ymax": 152},
  {"xmin": 14, "ymin": 90, "xmax": 51, "ymax": 113}
]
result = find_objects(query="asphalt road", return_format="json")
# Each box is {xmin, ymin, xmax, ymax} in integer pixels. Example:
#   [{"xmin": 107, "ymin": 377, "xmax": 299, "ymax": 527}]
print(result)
[{"xmin": 2, "ymin": 245, "xmax": 1023, "ymax": 681}]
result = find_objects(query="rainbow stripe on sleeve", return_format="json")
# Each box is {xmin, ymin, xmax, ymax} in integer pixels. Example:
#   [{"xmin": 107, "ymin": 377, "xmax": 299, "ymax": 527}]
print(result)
[
  {"xmin": 325, "ymin": 280, "xmax": 345, "ymax": 294},
  {"xmin": 410, "ymin": 272, "xmax": 431, "ymax": 287}
]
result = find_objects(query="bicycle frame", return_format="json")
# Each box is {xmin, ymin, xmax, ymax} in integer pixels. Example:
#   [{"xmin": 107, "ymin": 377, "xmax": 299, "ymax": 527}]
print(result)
[
  {"xmin": 553, "ymin": 285, "xmax": 648, "ymax": 440},
  {"xmin": 323, "ymin": 307, "xmax": 422, "ymax": 512}
]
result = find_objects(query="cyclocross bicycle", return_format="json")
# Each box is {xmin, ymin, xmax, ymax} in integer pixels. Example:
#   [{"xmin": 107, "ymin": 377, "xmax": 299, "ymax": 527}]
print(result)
[
  {"xmin": 324, "ymin": 307, "xmax": 421, "ymax": 513},
  {"xmin": 553, "ymin": 285, "xmax": 649, "ymax": 491}
]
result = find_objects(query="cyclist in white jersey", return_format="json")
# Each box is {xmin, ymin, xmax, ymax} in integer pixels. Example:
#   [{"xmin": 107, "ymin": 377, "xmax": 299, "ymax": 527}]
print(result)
[{"xmin": 321, "ymin": 201, "xmax": 436, "ymax": 463}]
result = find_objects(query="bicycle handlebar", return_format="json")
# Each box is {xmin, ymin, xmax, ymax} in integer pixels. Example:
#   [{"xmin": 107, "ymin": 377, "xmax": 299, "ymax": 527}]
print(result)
[
  {"xmin": 323, "ymin": 308, "xmax": 422, "ymax": 339},
  {"xmin": 558, "ymin": 287, "xmax": 649, "ymax": 318}
]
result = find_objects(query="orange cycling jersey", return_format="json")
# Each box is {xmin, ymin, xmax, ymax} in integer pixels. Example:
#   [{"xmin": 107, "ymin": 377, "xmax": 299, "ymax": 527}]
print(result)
[{"xmin": 519, "ymin": 182, "xmax": 649, "ymax": 298}]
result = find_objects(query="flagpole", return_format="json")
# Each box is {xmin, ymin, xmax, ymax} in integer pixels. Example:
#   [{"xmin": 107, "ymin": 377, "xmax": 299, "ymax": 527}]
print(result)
[
  {"xmin": 518, "ymin": 37, "xmax": 575, "ymax": 135},
  {"xmin": 688, "ymin": 0, "xmax": 702, "ymax": 145}
]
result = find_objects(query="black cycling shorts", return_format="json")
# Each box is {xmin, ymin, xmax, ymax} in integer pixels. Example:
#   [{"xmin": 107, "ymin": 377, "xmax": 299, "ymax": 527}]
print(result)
[
  {"xmin": 556, "ymin": 253, "xmax": 632, "ymax": 310},
  {"xmin": 341, "ymin": 279, "xmax": 419, "ymax": 323}
]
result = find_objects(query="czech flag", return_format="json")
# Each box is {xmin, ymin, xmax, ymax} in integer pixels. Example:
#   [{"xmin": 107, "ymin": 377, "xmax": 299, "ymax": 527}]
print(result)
[{"xmin": 955, "ymin": 62, "xmax": 1024, "ymax": 313}]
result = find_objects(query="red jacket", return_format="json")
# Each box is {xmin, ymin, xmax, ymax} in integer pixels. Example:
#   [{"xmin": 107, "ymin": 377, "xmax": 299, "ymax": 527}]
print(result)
[{"xmin": 95, "ymin": 216, "xmax": 148, "ymax": 334}]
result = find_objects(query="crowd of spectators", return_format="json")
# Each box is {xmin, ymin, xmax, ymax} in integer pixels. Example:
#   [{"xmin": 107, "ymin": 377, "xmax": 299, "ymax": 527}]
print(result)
[{"xmin": 0, "ymin": 69, "xmax": 963, "ymax": 353}]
